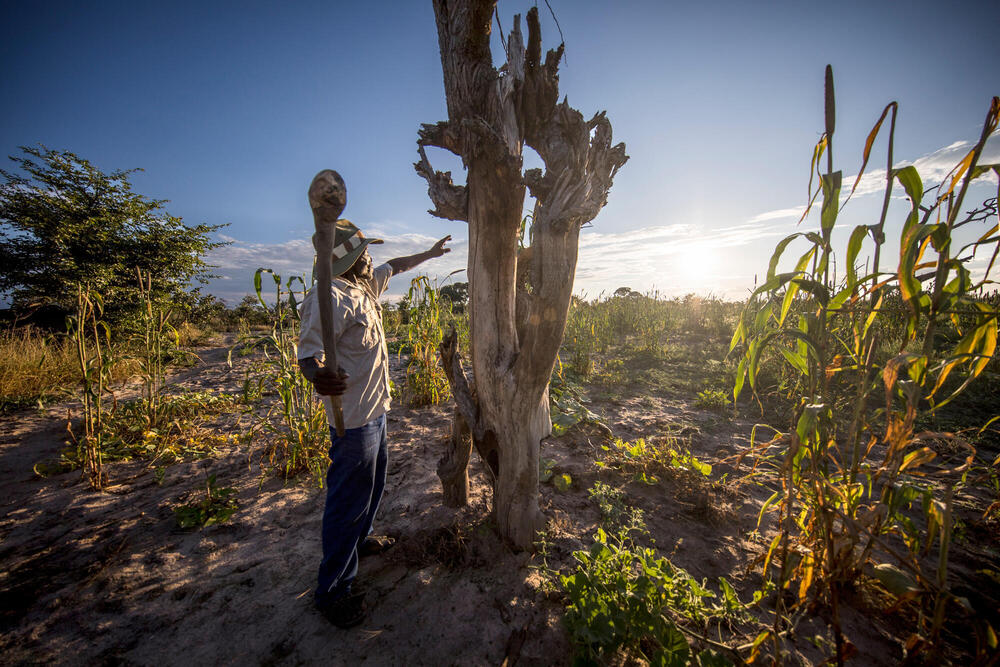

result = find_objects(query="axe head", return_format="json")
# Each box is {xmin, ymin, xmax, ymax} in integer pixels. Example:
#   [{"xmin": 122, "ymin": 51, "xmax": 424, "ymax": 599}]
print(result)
[{"xmin": 309, "ymin": 169, "xmax": 347, "ymax": 218}]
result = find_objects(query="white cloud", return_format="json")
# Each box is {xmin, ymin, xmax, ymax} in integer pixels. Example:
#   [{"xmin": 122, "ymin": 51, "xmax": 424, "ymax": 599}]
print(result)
[
  {"xmin": 204, "ymin": 230, "xmax": 468, "ymax": 303},
  {"xmin": 368, "ymin": 231, "xmax": 469, "ymax": 284},
  {"xmin": 205, "ymin": 216, "xmax": 804, "ymax": 303},
  {"xmin": 572, "ymin": 217, "xmax": 805, "ymax": 298},
  {"xmin": 740, "ymin": 135, "xmax": 1000, "ymax": 229},
  {"xmin": 845, "ymin": 133, "xmax": 1000, "ymax": 199},
  {"xmin": 209, "ymin": 238, "xmax": 314, "ymax": 273},
  {"xmin": 747, "ymin": 207, "xmax": 805, "ymax": 223}
]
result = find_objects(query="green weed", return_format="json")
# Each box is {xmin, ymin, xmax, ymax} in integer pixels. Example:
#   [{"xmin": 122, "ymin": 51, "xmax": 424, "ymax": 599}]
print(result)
[
  {"xmin": 174, "ymin": 474, "xmax": 238, "ymax": 529},
  {"xmin": 49, "ymin": 390, "xmax": 238, "ymax": 471},
  {"xmin": 549, "ymin": 365, "xmax": 610, "ymax": 437},
  {"xmin": 540, "ymin": 458, "xmax": 574, "ymax": 491},
  {"xmin": 588, "ymin": 481, "xmax": 646, "ymax": 532},
  {"xmin": 539, "ymin": 457, "xmax": 556, "ymax": 483},
  {"xmin": 694, "ymin": 389, "xmax": 730, "ymax": 411},
  {"xmin": 600, "ymin": 436, "xmax": 712, "ymax": 485},
  {"xmin": 560, "ymin": 525, "xmax": 746, "ymax": 665},
  {"xmin": 103, "ymin": 390, "xmax": 238, "ymax": 464},
  {"xmin": 236, "ymin": 268, "xmax": 329, "ymax": 486},
  {"xmin": 553, "ymin": 473, "xmax": 573, "ymax": 492}
]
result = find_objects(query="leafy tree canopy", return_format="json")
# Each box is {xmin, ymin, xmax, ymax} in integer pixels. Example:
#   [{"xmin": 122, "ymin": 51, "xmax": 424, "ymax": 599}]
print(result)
[
  {"xmin": 0, "ymin": 145, "xmax": 227, "ymax": 326},
  {"xmin": 439, "ymin": 281, "xmax": 469, "ymax": 309}
]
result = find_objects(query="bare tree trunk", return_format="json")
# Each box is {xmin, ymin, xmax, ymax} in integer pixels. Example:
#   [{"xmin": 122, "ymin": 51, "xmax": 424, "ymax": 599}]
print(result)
[{"xmin": 420, "ymin": 0, "xmax": 627, "ymax": 549}]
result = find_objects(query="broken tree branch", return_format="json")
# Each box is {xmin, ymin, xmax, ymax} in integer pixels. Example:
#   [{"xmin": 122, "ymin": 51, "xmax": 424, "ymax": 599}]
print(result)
[
  {"xmin": 438, "ymin": 405, "xmax": 473, "ymax": 507},
  {"xmin": 439, "ymin": 327, "xmax": 483, "ymax": 442},
  {"xmin": 417, "ymin": 121, "xmax": 464, "ymax": 156},
  {"xmin": 414, "ymin": 145, "xmax": 469, "ymax": 221}
]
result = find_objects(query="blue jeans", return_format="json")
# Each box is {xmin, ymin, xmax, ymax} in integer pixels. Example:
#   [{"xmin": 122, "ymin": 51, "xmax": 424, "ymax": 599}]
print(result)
[{"xmin": 315, "ymin": 413, "xmax": 388, "ymax": 608}]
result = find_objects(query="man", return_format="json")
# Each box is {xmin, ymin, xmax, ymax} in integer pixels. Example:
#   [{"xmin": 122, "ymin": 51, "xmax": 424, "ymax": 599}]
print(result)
[{"xmin": 297, "ymin": 220, "xmax": 451, "ymax": 628}]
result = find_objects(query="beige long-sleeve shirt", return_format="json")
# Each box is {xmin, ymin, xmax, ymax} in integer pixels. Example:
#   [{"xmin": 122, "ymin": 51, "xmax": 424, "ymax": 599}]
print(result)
[{"xmin": 297, "ymin": 263, "xmax": 392, "ymax": 430}]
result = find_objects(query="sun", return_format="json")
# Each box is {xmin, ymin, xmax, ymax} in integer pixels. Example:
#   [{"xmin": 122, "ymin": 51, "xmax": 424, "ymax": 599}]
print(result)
[{"xmin": 672, "ymin": 243, "xmax": 720, "ymax": 289}]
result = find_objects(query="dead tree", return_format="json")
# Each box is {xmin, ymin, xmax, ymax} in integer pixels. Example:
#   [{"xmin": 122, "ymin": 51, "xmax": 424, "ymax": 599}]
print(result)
[{"xmin": 417, "ymin": 1, "xmax": 627, "ymax": 549}]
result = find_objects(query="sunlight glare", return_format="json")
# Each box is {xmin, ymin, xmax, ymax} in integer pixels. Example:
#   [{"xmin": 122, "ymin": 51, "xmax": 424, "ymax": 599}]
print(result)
[{"xmin": 671, "ymin": 243, "xmax": 719, "ymax": 290}]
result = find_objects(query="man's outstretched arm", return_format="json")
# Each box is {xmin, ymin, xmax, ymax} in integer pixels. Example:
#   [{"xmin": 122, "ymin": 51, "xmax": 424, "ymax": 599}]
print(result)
[{"xmin": 387, "ymin": 235, "xmax": 451, "ymax": 276}]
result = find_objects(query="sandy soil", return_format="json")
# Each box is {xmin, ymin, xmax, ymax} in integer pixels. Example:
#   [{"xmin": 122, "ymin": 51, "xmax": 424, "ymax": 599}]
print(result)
[{"xmin": 1, "ymin": 338, "xmax": 996, "ymax": 665}]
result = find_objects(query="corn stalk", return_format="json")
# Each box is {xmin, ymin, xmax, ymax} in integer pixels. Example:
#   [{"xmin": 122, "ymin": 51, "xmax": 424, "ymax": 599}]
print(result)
[
  {"xmin": 67, "ymin": 284, "xmax": 114, "ymax": 490},
  {"xmin": 730, "ymin": 69, "xmax": 999, "ymax": 662},
  {"xmin": 235, "ymin": 268, "xmax": 328, "ymax": 486},
  {"xmin": 135, "ymin": 267, "xmax": 177, "ymax": 434},
  {"xmin": 405, "ymin": 275, "xmax": 451, "ymax": 406}
]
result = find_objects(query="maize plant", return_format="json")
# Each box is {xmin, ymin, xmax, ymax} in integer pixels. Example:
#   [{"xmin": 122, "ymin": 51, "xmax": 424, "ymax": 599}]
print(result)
[
  {"xmin": 235, "ymin": 268, "xmax": 328, "ymax": 486},
  {"xmin": 731, "ymin": 66, "xmax": 999, "ymax": 662},
  {"xmin": 67, "ymin": 284, "xmax": 115, "ymax": 490},
  {"xmin": 134, "ymin": 267, "xmax": 177, "ymax": 434},
  {"xmin": 405, "ymin": 275, "xmax": 451, "ymax": 406}
]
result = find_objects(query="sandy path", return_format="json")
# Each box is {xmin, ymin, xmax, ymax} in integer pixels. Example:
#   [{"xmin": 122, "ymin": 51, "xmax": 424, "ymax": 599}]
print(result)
[{"xmin": 0, "ymin": 341, "xmax": 567, "ymax": 666}]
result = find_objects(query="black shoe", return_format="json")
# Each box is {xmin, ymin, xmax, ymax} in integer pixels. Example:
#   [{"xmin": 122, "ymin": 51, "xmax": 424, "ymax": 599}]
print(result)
[
  {"xmin": 358, "ymin": 535, "xmax": 395, "ymax": 558},
  {"xmin": 318, "ymin": 591, "xmax": 366, "ymax": 628}
]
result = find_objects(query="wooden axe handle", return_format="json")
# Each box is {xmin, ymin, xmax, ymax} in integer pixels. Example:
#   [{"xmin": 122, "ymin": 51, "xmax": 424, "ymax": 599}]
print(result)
[{"xmin": 309, "ymin": 170, "xmax": 347, "ymax": 436}]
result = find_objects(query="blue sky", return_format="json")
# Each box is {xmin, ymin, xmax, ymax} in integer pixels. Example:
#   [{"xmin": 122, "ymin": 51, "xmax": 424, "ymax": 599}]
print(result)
[{"xmin": 2, "ymin": 0, "xmax": 998, "ymax": 303}]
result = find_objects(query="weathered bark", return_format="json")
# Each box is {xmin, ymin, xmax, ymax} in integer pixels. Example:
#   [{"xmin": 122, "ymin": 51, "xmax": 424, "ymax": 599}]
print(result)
[
  {"xmin": 437, "ymin": 405, "xmax": 472, "ymax": 507},
  {"xmin": 419, "ymin": 0, "xmax": 627, "ymax": 549},
  {"xmin": 437, "ymin": 328, "xmax": 501, "ymax": 497}
]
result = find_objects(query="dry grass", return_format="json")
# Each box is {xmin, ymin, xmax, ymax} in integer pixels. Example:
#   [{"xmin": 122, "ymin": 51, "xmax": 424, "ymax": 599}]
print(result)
[
  {"xmin": 0, "ymin": 327, "xmax": 79, "ymax": 409},
  {"xmin": 0, "ymin": 326, "xmax": 137, "ymax": 410},
  {"xmin": 175, "ymin": 321, "xmax": 213, "ymax": 347}
]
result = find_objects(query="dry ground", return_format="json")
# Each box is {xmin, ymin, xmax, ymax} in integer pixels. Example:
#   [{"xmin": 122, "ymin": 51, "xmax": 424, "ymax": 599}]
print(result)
[{"xmin": 1, "ymin": 337, "xmax": 997, "ymax": 665}]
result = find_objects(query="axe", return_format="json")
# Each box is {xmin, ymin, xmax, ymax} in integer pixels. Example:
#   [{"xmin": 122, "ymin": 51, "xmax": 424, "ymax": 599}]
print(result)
[{"xmin": 309, "ymin": 170, "xmax": 348, "ymax": 436}]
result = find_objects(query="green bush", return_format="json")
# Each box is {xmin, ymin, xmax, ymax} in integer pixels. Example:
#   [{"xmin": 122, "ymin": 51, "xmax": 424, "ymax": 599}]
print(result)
[{"xmin": 560, "ymin": 526, "xmax": 743, "ymax": 666}]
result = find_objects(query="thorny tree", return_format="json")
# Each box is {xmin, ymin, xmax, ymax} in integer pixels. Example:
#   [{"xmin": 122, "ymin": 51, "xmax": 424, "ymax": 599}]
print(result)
[{"xmin": 416, "ymin": 1, "xmax": 627, "ymax": 548}]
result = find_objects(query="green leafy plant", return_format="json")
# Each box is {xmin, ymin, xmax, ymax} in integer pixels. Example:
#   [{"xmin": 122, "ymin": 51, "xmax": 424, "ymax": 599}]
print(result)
[
  {"xmin": 602, "ymin": 436, "xmax": 712, "ymax": 484},
  {"xmin": 549, "ymin": 365, "xmax": 610, "ymax": 438},
  {"xmin": 730, "ymin": 68, "xmax": 1000, "ymax": 661},
  {"xmin": 98, "ymin": 389, "xmax": 238, "ymax": 464},
  {"xmin": 553, "ymin": 472, "xmax": 573, "ymax": 492},
  {"xmin": 404, "ymin": 275, "xmax": 452, "ymax": 406},
  {"xmin": 694, "ymin": 389, "xmax": 730, "ymax": 411},
  {"xmin": 560, "ymin": 525, "xmax": 744, "ymax": 666},
  {"xmin": 174, "ymin": 474, "xmax": 238, "ymax": 529},
  {"xmin": 588, "ymin": 481, "xmax": 646, "ymax": 532},
  {"xmin": 235, "ymin": 268, "xmax": 329, "ymax": 486},
  {"xmin": 539, "ymin": 457, "xmax": 556, "ymax": 483},
  {"xmin": 66, "ymin": 284, "xmax": 115, "ymax": 489},
  {"xmin": 539, "ymin": 458, "xmax": 573, "ymax": 491}
]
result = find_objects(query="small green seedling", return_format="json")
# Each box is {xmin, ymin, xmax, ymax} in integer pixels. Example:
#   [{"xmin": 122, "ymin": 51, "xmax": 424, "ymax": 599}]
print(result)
[
  {"xmin": 553, "ymin": 473, "xmax": 573, "ymax": 492},
  {"xmin": 174, "ymin": 474, "xmax": 238, "ymax": 529},
  {"xmin": 539, "ymin": 457, "xmax": 556, "ymax": 483}
]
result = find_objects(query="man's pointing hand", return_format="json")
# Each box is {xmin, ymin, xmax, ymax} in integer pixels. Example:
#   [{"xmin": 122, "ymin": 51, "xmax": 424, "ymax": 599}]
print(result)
[{"xmin": 429, "ymin": 235, "xmax": 452, "ymax": 257}]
